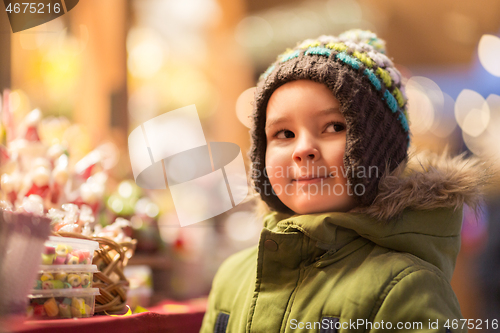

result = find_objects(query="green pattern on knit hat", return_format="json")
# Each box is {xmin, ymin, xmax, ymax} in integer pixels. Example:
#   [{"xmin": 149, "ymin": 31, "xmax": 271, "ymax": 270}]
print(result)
[{"xmin": 268, "ymin": 32, "xmax": 410, "ymax": 137}]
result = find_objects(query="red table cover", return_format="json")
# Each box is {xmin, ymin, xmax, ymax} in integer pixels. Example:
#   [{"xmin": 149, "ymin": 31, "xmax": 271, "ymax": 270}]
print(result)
[{"xmin": 1, "ymin": 298, "xmax": 207, "ymax": 333}]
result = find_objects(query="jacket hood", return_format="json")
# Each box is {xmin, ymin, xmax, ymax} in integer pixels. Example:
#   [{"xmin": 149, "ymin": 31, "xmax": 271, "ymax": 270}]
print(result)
[
  {"xmin": 352, "ymin": 148, "xmax": 492, "ymax": 221},
  {"xmin": 261, "ymin": 150, "xmax": 492, "ymax": 281}
]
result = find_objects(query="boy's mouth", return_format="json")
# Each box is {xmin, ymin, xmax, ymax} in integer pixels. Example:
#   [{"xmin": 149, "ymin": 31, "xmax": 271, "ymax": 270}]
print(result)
[{"xmin": 293, "ymin": 173, "xmax": 335, "ymax": 183}]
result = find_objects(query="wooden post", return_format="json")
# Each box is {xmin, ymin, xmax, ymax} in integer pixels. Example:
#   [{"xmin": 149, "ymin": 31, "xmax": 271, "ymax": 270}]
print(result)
[{"xmin": 68, "ymin": 0, "xmax": 128, "ymax": 147}]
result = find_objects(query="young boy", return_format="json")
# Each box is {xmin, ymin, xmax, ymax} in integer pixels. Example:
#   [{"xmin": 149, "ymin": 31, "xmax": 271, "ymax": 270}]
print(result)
[{"xmin": 200, "ymin": 30, "xmax": 488, "ymax": 333}]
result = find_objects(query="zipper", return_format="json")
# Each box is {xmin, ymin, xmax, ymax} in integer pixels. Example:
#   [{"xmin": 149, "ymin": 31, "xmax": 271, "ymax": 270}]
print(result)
[{"xmin": 280, "ymin": 262, "xmax": 306, "ymax": 333}]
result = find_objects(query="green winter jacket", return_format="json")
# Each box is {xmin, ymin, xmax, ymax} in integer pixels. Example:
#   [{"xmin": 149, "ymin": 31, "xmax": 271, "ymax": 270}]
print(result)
[{"xmin": 200, "ymin": 152, "xmax": 489, "ymax": 333}]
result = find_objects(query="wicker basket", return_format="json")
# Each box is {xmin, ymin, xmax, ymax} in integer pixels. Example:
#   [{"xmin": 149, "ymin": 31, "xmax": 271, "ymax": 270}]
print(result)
[{"xmin": 52, "ymin": 231, "xmax": 137, "ymax": 314}]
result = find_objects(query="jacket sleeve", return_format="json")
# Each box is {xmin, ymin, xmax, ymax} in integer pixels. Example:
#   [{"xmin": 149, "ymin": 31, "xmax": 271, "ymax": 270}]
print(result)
[{"xmin": 369, "ymin": 268, "xmax": 466, "ymax": 333}]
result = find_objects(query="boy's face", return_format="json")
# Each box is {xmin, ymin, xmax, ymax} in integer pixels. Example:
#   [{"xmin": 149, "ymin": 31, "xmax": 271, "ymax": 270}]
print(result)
[{"xmin": 265, "ymin": 80, "xmax": 357, "ymax": 214}]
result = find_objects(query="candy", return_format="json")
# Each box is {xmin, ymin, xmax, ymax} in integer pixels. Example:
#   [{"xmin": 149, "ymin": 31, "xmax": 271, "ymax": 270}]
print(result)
[
  {"xmin": 68, "ymin": 274, "xmax": 82, "ymax": 287},
  {"xmin": 21, "ymin": 194, "xmax": 45, "ymax": 214},
  {"xmin": 42, "ymin": 280, "xmax": 64, "ymax": 290},
  {"xmin": 80, "ymin": 273, "xmax": 91, "ymax": 286},
  {"xmin": 58, "ymin": 223, "xmax": 81, "ymax": 233},
  {"xmin": 53, "ymin": 166, "xmax": 69, "ymax": 186},
  {"xmin": 1, "ymin": 173, "xmax": 14, "ymax": 193},
  {"xmin": 55, "ymin": 272, "xmax": 67, "ymax": 281},
  {"xmin": 58, "ymin": 303, "xmax": 71, "ymax": 318},
  {"xmin": 41, "ymin": 253, "xmax": 55, "ymax": 265},
  {"xmin": 52, "ymin": 280, "xmax": 64, "ymax": 289},
  {"xmin": 80, "ymin": 182, "xmax": 99, "ymax": 204},
  {"xmin": 42, "ymin": 281, "xmax": 54, "ymax": 289},
  {"xmin": 51, "ymin": 182, "xmax": 62, "ymax": 204},
  {"xmin": 32, "ymin": 166, "xmax": 50, "ymax": 187},
  {"xmin": 55, "ymin": 244, "xmax": 69, "ymax": 257},
  {"xmin": 67, "ymin": 255, "xmax": 79, "ymax": 265},
  {"xmin": 33, "ymin": 304, "xmax": 45, "ymax": 316},
  {"xmin": 44, "ymin": 298, "xmax": 59, "ymax": 317},
  {"xmin": 72, "ymin": 250, "xmax": 84, "ymax": 263},
  {"xmin": 47, "ymin": 144, "xmax": 65, "ymax": 161},
  {"xmin": 40, "ymin": 273, "xmax": 53, "ymax": 281},
  {"xmin": 71, "ymin": 306, "xmax": 82, "ymax": 318},
  {"xmin": 44, "ymin": 246, "xmax": 56, "ymax": 255},
  {"xmin": 64, "ymin": 282, "xmax": 72, "ymax": 289},
  {"xmin": 25, "ymin": 126, "xmax": 40, "ymax": 142},
  {"xmin": 33, "ymin": 157, "xmax": 50, "ymax": 170},
  {"xmin": 25, "ymin": 183, "xmax": 50, "ymax": 200},
  {"xmin": 72, "ymin": 297, "xmax": 85, "ymax": 315},
  {"xmin": 29, "ymin": 295, "xmax": 95, "ymax": 319},
  {"xmin": 53, "ymin": 256, "xmax": 66, "ymax": 265},
  {"xmin": 72, "ymin": 250, "xmax": 90, "ymax": 263}
]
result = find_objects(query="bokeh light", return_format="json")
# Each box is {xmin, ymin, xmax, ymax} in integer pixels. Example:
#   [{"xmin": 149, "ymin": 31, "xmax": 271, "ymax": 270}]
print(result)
[
  {"xmin": 406, "ymin": 76, "xmax": 443, "ymax": 134},
  {"xmin": 430, "ymin": 93, "xmax": 457, "ymax": 138},
  {"xmin": 235, "ymin": 87, "xmax": 255, "ymax": 128},
  {"xmin": 8, "ymin": 90, "xmax": 32, "ymax": 126},
  {"xmin": 40, "ymin": 34, "xmax": 82, "ymax": 99},
  {"xmin": 478, "ymin": 34, "xmax": 500, "ymax": 77},
  {"xmin": 462, "ymin": 129, "xmax": 492, "ymax": 158},
  {"xmin": 460, "ymin": 93, "xmax": 500, "ymax": 158},
  {"xmin": 135, "ymin": 198, "xmax": 160, "ymax": 218},
  {"xmin": 127, "ymin": 28, "xmax": 167, "ymax": 79},
  {"xmin": 118, "ymin": 181, "xmax": 134, "ymax": 198},
  {"xmin": 455, "ymin": 89, "xmax": 490, "ymax": 138},
  {"xmin": 485, "ymin": 94, "xmax": 500, "ymax": 140},
  {"xmin": 39, "ymin": 116, "xmax": 71, "ymax": 146}
]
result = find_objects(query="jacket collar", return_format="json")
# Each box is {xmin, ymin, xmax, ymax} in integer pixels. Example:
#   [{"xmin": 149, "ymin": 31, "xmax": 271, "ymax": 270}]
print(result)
[
  {"xmin": 264, "ymin": 211, "xmax": 362, "ymax": 251},
  {"xmin": 263, "ymin": 207, "xmax": 463, "ymax": 280}
]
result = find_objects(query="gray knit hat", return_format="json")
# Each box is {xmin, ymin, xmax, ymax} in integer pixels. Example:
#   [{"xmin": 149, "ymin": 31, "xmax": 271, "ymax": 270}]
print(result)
[{"xmin": 249, "ymin": 30, "xmax": 411, "ymax": 213}]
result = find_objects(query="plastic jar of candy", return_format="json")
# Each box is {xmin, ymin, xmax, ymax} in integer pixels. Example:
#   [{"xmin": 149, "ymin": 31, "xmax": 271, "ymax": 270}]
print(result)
[
  {"xmin": 27, "ymin": 288, "xmax": 100, "ymax": 319},
  {"xmin": 41, "ymin": 236, "xmax": 99, "ymax": 265},
  {"xmin": 33, "ymin": 265, "xmax": 98, "ymax": 290}
]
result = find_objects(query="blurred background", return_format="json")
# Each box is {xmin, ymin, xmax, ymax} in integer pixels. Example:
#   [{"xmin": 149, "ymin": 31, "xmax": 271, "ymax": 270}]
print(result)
[{"xmin": 1, "ymin": 0, "xmax": 500, "ymax": 330}]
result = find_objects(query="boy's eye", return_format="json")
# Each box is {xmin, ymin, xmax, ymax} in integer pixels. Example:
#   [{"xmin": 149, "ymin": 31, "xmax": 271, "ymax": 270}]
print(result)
[
  {"xmin": 275, "ymin": 129, "xmax": 295, "ymax": 139},
  {"xmin": 325, "ymin": 122, "xmax": 346, "ymax": 133}
]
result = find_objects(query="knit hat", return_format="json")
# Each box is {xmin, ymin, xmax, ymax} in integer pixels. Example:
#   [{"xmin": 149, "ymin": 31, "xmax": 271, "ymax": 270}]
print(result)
[{"xmin": 249, "ymin": 29, "xmax": 411, "ymax": 213}]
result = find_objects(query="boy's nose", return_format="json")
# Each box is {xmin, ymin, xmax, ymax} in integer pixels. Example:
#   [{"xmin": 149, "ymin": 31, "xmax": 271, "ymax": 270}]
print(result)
[{"xmin": 292, "ymin": 146, "xmax": 320, "ymax": 163}]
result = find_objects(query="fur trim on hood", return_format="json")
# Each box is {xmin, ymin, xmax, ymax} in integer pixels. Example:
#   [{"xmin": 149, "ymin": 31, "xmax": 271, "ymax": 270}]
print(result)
[
  {"xmin": 352, "ymin": 148, "xmax": 493, "ymax": 221},
  {"xmin": 248, "ymin": 149, "xmax": 494, "ymax": 221}
]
